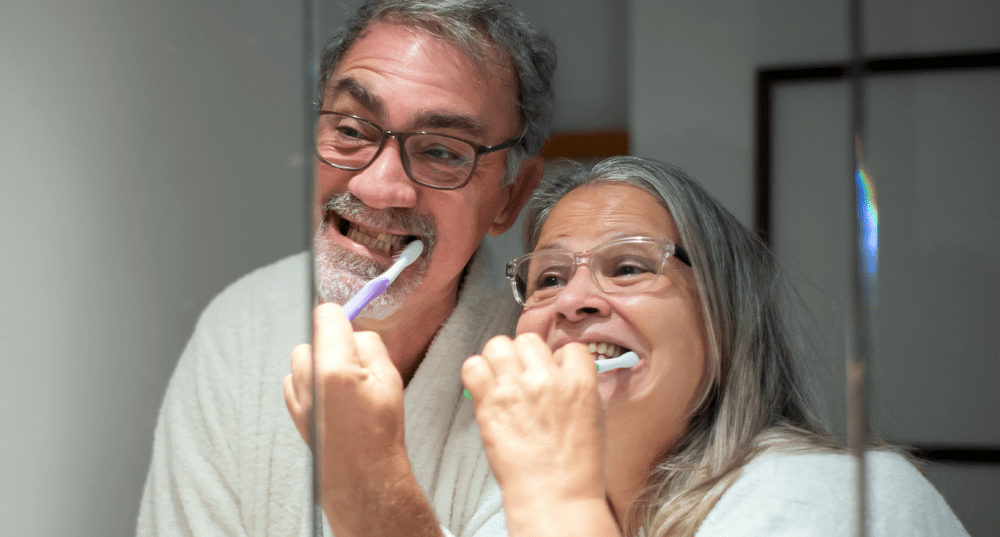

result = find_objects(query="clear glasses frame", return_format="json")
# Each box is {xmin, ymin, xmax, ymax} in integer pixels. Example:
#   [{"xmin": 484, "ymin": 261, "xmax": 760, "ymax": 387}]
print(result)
[
  {"xmin": 314, "ymin": 111, "xmax": 524, "ymax": 190},
  {"xmin": 505, "ymin": 236, "xmax": 692, "ymax": 307}
]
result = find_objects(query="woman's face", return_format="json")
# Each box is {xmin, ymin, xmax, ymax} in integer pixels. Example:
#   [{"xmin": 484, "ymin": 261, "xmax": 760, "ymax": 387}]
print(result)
[{"xmin": 515, "ymin": 183, "xmax": 709, "ymax": 481}]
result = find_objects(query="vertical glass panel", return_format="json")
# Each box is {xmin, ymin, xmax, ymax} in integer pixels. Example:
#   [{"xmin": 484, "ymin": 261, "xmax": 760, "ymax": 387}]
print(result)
[
  {"xmin": 770, "ymin": 70, "xmax": 1000, "ymax": 534},
  {"xmin": 771, "ymin": 80, "xmax": 854, "ymax": 441},
  {"xmin": 865, "ymin": 71, "xmax": 1000, "ymax": 448}
]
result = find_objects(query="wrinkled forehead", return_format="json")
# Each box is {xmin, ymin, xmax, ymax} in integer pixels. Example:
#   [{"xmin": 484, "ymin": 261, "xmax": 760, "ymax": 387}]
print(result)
[
  {"xmin": 536, "ymin": 183, "xmax": 681, "ymax": 251},
  {"xmin": 325, "ymin": 21, "xmax": 520, "ymax": 125}
]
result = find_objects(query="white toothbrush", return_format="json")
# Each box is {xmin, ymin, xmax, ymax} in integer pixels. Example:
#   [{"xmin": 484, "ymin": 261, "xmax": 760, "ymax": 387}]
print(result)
[
  {"xmin": 464, "ymin": 350, "xmax": 640, "ymax": 400},
  {"xmin": 342, "ymin": 240, "xmax": 424, "ymax": 321},
  {"xmin": 595, "ymin": 351, "xmax": 640, "ymax": 373}
]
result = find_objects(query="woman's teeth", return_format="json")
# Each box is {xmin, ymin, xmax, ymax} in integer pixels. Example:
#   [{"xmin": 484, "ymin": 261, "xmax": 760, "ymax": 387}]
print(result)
[
  {"xmin": 589, "ymin": 342, "xmax": 624, "ymax": 361},
  {"xmin": 346, "ymin": 223, "xmax": 404, "ymax": 254}
]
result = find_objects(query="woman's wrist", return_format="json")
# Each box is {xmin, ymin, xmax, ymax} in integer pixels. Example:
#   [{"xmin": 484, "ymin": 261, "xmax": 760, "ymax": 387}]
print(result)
[{"xmin": 503, "ymin": 495, "xmax": 621, "ymax": 537}]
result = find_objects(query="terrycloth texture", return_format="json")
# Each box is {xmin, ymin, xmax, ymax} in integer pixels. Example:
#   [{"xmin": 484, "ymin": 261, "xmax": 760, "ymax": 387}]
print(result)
[
  {"xmin": 471, "ymin": 451, "xmax": 969, "ymax": 536},
  {"xmin": 137, "ymin": 249, "xmax": 520, "ymax": 537},
  {"xmin": 695, "ymin": 451, "xmax": 969, "ymax": 536}
]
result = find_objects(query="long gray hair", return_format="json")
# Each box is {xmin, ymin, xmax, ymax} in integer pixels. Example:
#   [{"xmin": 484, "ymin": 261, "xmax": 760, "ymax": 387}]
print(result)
[
  {"xmin": 523, "ymin": 156, "xmax": 838, "ymax": 536},
  {"xmin": 318, "ymin": 0, "xmax": 557, "ymax": 186}
]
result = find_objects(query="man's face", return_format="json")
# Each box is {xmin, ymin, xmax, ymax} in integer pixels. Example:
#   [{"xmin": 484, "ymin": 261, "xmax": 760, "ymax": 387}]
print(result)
[{"xmin": 314, "ymin": 21, "xmax": 525, "ymax": 319}]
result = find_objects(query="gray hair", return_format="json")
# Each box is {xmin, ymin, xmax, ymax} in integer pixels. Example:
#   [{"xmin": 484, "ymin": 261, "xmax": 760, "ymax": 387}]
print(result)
[
  {"xmin": 523, "ymin": 157, "xmax": 836, "ymax": 536},
  {"xmin": 318, "ymin": 0, "xmax": 557, "ymax": 186}
]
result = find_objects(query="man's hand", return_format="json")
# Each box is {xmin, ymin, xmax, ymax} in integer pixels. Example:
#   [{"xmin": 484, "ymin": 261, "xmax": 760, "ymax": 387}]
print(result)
[{"xmin": 284, "ymin": 303, "xmax": 440, "ymax": 537}]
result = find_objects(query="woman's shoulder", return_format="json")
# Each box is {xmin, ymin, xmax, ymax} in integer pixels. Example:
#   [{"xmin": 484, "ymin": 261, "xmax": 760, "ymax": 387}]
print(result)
[
  {"xmin": 696, "ymin": 450, "xmax": 969, "ymax": 536},
  {"xmin": 736, "ymin": 449, "xmax": 913, "ymax": 488}
]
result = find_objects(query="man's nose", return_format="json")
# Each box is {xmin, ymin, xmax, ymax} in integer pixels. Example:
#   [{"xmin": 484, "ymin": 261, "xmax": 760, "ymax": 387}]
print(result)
[
  {"xmin": 347, "ymin": 138, "xmax": 419, "ymax": 210},
  {"xmin": 552, "ymin": 265, "xmax": 612, "ymax": 321}
]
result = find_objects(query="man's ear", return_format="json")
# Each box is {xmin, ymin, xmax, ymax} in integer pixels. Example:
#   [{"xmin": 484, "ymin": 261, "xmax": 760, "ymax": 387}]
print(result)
[{"xmin": 488, "ymin": 156, "xmax": 544, "ymax": 236}]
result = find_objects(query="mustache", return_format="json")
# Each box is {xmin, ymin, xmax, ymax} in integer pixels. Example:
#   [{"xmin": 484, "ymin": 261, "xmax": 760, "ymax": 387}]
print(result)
[{"xmin": 323, "ymin": 192, "xmax": 437, "ymax": 250}]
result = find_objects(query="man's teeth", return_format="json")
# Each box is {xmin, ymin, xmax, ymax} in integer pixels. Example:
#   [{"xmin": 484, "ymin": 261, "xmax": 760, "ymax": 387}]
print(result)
[
  {"xmin": 588, "ymin": 342, "xmax": 624, "ymax": 361},
  {"xmin": 346, "ymin": 223, "xmax": 404, "ymax": 254}
]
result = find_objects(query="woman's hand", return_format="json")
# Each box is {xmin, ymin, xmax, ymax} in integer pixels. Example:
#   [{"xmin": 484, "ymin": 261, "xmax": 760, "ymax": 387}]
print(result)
[{"xmin": 463, "ymin": 334, "xmax": 619, "ymax": 536}]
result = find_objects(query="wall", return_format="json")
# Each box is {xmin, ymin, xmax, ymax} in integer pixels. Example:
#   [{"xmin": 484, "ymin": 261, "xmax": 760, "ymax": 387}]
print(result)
[{"xmin": 1, "ymin": 2, "xmax": 307, "ymax": 535}]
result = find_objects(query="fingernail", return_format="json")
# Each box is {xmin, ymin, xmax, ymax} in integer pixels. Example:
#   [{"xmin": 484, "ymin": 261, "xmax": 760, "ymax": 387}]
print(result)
[{"xmin": 463, "ymin": 389, "xmax": 471, "ymax": 401}]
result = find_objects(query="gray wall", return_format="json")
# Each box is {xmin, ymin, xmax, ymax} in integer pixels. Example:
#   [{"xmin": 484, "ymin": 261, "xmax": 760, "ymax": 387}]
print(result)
[
  {"xmin": 2, "ymin": 0, "xmax": 997, "ymax": 535},
  {"xmin": 1, "ymin": 2, "xmax": 307, "ymax": 535}
]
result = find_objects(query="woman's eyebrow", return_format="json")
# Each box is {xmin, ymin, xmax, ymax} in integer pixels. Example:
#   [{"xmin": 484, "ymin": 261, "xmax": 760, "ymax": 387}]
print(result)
[{"xmin": 533, "ymin": 242, "xmax": 565, "ymax": 252}]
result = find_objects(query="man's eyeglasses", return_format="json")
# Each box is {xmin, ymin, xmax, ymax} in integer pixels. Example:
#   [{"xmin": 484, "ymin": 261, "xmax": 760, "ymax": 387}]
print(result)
[
  {"xmin": 315, "ymin": 111, "xmax": 523, "ymax": 190},
  {"xmin": 505, "ymin": 236, "xmax": 692, "ymax": 307}
]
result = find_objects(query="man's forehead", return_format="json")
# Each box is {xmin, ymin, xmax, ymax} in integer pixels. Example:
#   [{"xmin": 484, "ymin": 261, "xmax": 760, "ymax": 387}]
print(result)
[
  {"xmin": 330, "ymin": 21, "xmax": 517, "ymax": 98},
  {"xmin": 371, "ymin": 17, "xmax": 507, "ymax": 70},
  {"xmin": 322, "ymin": 21, "xmax": 519, "ymax": 136}
]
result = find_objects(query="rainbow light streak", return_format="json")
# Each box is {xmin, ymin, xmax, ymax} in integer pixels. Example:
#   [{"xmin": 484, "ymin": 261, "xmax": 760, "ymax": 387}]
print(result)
[{"xmin": 855, "ymin": 164, "xmax": 879, "ymax": 306}]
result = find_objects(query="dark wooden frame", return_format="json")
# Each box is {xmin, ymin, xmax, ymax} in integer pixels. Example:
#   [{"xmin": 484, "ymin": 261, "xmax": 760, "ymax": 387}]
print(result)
[
  {"xmin": 540, "ymin": 130, "xmax": 629, "ymax": 160},
  {"xmin": 754, "ymin": 49, "xmax": 1000, "ymax": 239},
  {"xmin": 753, "ymin": 48, "xmax": 1000, "ymax": 465}
]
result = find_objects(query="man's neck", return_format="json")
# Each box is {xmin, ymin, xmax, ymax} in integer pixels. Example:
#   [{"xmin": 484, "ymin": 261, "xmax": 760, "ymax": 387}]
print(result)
[{"xmin": 352, "ymin": 275, "xmax": 463, "ymax": 386}]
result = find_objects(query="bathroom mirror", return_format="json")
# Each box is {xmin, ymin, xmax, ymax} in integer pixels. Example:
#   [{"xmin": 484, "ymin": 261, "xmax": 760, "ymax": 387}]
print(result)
[{"xmin": 305, "ymin": 1, "xmax": 999, "ymax": 536}]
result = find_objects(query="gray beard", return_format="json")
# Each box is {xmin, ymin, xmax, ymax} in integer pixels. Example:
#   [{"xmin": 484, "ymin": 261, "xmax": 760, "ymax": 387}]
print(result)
[
  {"xmin": 313, "ymin": 227, "xmax": 422, "ymax": 319},
  {"xmin": 312, "ymin": 194, "xmax": 434, "ymax": 320}
]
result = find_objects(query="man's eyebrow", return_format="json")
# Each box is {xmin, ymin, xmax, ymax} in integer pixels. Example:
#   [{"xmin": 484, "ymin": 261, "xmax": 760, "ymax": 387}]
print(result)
[
  {"xmin": 326, "ymin": 77, "xmax": 491, "ymax": 140},
  {"xmin": 326, "ymin": 77, "xmax": 386, "ymax": 118},
  {"xmin": 411, "ymin": 111, "xmax": 490, "ymax": 140}
]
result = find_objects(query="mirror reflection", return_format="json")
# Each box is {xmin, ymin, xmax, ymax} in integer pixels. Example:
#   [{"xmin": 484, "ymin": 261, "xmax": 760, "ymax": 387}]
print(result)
[
  {"xmin": 294, "ymin": 1, "xmax": 990, "ymax": 536},
  {"xmin": 5, "ymin": 1, "xmax": 995, "ymax": 536}
]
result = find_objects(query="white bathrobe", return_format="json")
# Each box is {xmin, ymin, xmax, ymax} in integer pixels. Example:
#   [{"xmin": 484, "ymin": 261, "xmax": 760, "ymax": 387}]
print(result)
[
  {"xmin": 137, "ymin": 249, "xmax": 518, "ymax": 537},
  {"xmin": 471, "ymin": 450, "xmax": 969, "ymax": 536},
  {"xmin": 694, "ymin": 450, "xmax": 969, "ymax": 536}
]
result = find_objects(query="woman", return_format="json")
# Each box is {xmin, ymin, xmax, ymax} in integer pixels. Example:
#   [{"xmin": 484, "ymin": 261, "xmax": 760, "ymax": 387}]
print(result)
[{"xmin": 462, "ymin": 156, "xmax": 967, "ymax": 536}]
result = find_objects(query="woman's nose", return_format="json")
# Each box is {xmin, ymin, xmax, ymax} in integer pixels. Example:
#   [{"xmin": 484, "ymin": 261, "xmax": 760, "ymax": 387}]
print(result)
[{"xmin": 552, "ymin": 265, "xmax": 612, "ymax": 321}]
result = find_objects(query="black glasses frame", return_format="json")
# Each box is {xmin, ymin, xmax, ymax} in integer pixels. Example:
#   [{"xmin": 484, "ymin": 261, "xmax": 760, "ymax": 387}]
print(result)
[{"xmin": 315, "ymin": 111, "xmax": 524, "ymax": 190}]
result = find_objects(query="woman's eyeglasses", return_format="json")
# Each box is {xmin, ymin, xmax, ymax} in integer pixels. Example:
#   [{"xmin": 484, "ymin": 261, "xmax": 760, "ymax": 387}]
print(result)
[{"xmin": 506, "ymin": 236, "xmax": 691, "ymax": 307}]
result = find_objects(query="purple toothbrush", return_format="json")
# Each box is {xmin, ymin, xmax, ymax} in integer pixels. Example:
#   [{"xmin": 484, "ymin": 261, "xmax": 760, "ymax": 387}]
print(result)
[{"xmin": 343, "ymin": 240, "xmax": 424, "ymax": 321}]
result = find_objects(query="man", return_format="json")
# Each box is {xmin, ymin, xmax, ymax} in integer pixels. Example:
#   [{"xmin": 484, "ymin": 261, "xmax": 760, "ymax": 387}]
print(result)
[{"xmin": 137, "ymin": 1, "xmax": 555, "ymax": 536}]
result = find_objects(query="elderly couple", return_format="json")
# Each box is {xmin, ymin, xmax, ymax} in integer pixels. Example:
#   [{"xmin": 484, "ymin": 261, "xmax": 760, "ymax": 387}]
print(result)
[{"xmin": 137, "ymin": 1, "xmax": 967, "ymax": 536}]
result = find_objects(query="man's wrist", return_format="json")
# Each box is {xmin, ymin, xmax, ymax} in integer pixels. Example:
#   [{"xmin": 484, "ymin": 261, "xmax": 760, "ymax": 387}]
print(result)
[{"xmin": 321, "ymin": 458, "xmax": 443, "ymax": 537}]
